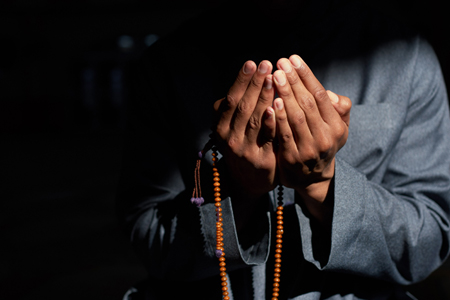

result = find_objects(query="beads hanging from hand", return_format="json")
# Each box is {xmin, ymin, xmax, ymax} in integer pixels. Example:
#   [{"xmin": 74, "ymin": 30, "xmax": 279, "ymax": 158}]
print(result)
[
  {"xmin": 272, "ymin": 185, "xmax": 284, "ymax": 300},
  {"xmin": 212, "ymin": 148, "xmax": 230, "ymax": 300},
  {"xmin": 190, "ymin": 144, "xmax": 284, "ymax": 300}
]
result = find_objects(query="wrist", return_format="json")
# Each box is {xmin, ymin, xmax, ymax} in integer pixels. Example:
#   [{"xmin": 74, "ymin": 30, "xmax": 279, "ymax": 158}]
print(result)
[{"xmin": 295, "ymin": 161, "xmax": 335, "ymax": 226}]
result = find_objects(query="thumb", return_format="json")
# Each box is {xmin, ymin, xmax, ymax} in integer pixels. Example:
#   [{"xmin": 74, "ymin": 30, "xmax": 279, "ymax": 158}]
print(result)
[{"xmin": 326, "ymin": 90, "xmax": 351, "ymax": 127}]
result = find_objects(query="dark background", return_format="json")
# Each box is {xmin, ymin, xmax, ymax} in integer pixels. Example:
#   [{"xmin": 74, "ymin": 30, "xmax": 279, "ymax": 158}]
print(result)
[{"xmin": 1, "ymin": 0, "xmax": 450, "ymax": 299}]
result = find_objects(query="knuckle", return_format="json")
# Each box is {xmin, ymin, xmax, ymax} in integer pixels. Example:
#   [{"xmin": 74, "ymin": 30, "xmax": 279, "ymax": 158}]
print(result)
[
  {"xmin": 297, "ymin": 62, "xmax": 312, "ymax": 79},
  {"xmin": 277, "ymin": 88, "xmax": 290, "ymax": 98},
  {"xmin": 215, "ymin": 124, "xmax": 227, "ymax": 137},
  {"xmin": 258, "ymin": 92, "xmax": 271, "ymax": 105},
  {"xmin": 226, "ymin": 93, "xmax": 239, "ymax": 107},
  {"xmin": 280, "ymin": 132, "xmax": 293, "ymax": 143},
  {"xmin": 300, "ymin": 94, "xmax": 315, "ymax": 110},
  {"xmin": 249, "ymin": 76, "xmax": 263, "ymax": 89},
  {"xmin": 247, "ymin": 114, "xmax": 260, "ymax": 130},
  {"xmin": 283, "ymin": 153, "xmax": 297, "ymax": 166},
  {"xmin": 317, "ymin": 137, "xmax": 332, "ymax": 154},
  {"xmin": 292, "ymin": 110, "xmax": 306, "ymax": 125},
  {"xmin": 287, "ymin": 73, "xmax": 300, "ymax": 86},
  {"xmin": 277, "ymin": 112, "xmax": 288, "ymax": 123},
  {"xmin": 334, "ymin": 122, "xmax": 346, "ymax": 138},
  {"xmin": 314, "ymin": 89, "xmax": 329, "ymax": 103},
  {"xmin": 227, "ymin": 136, "xmax": 239, "ymax": 151},
  {"xmin": 236, "ymin": 99, "xmax": 251, "ymax": 114},
  {"xmin": 301, "ymin": 145, "xmax": 317, "ymax": 160}
]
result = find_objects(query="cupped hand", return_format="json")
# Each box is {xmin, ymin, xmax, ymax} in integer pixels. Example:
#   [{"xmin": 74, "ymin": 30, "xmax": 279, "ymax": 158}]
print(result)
[
  {"xmin": 272, "ymin": 55, "xmax": 351, "ymax": 221},
  {"xmin": 213, "ymin": 60, "xmax": 278, "ymax": 201}
]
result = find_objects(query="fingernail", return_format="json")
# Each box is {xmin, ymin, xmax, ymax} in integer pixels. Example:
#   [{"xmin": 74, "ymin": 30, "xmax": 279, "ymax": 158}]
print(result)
[
  {"xmin": 275, "ymin": 98, "xmax": 284, "ymax": 110},
  {"xmin": 327, "ymin": 90, "xmax": 339, "ymax": 103},
  {"xmin": 266, "ymin": 106, "xmax": 274, "ymax": 118},
  {"xmin": 290, "ymin": 55, "xmax": 302, "ymax": 68},
  {"xmin": 258, "ymin": 62, "xmax": 269, "ymax": 74},
  {"xmin": 243, "ymin": 61, "xmax": 252, "ymax": 74},
  {"xmin": 274, "ymin": 71, "xmax": 286, "ymax": 86},
  {"xmin": 279, "ymin": 59, "xmax": 292, "ymax": 73},
  {"xmin": 264, "ymin": 76, "xmax": 273, "ymax": 89}
]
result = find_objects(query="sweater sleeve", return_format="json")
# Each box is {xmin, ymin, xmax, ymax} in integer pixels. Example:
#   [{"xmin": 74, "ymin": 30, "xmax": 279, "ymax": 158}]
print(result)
[
  {"xmin": 297, "ymin": 37, "xmax": 450, "ymax": 285},
  {"xmin": 116, "ymin": 43, "xmax": 272, "ymax": 282}
]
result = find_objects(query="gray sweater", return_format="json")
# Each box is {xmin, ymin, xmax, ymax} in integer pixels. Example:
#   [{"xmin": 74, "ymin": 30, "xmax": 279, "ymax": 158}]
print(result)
[{"xmin": 117, "ymin": 1, "xmax": 450, "ymax": 299}]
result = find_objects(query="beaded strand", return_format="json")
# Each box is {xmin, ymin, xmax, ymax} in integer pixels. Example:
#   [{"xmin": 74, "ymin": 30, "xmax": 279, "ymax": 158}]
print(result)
[
  {"xmin": 191, "ymin": 145, "xmax": 284, "ymax": 300},
  {"xmin": 212, "ymin": 148, "xmax": 230, "ymax": 300},
  {"xmin": 272, "ymin": 185, "xmax": 284, "ymax": 300}
]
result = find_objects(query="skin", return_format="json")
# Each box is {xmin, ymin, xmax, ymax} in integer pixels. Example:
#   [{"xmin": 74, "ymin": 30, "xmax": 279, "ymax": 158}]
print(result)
[{"xmin": 214, "ymin": 55, "xmax": 351, "ymax": 231}]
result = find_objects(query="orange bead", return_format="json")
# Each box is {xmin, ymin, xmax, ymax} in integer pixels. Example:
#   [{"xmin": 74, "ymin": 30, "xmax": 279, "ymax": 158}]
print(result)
[
  {"xmin": 219, "ymin": 257, "xmax": 226, "ymax": 261},
  {"xmin": 273, "ymin": 283, "xmax": 279, "ymax": 288},
  {"xmin": 221, "ymin": 274, "xmax": 227, "ymax": 279},
  {"xmin": 277, "ymin": 225, "xmax": 283, "ymax": 230},
  {"xmin": 275, "ymin": 254, "xmax": 281, "ymax": 258},
  {"xmin": 273, "ymin": 288, "xmax": 279, "ymax": 292},
  {"xmin": 274, "ymin": 268, "xmax": 281, "ymax": 273},
  {"xmin": 277, "ymin": 220, "xmax": 283, "ymax": 225},
  {"xmin": 277, "ymin": 216, "xmax": 283, "ymax": 220},
  {"xmin": 224, "ymin": 296, "xmax": 230, "ymax": 300},
  {"xmin": 222, "ymin": 287, "xmax": 228, "ymax": 291},
  {"xmin": 274, "ymin": 273, "xmax": 280, "ymax": 277},
  {"xmin": 275, "ymin": 258, "xmax": 282, "ymax": 263},
  {"xmin": 276, "ymin": 210, "xmax": 283, "ymax": 215},
  {"xmin": 213, "ymin": 172, "xmax": 220, "ymax": 177},
  {"xmin": 214, "ymin": 192, "xmax": 221, "ymax": 197},
  {"xmin": 214, "ymin": 182, "xmax": 221, "ymax": 187},
  {"xmin": 274, "ymin": 278, "xmax": 280, "ymax": 282},
  {"xmin": 220, "ymin": 262, "xmax": 226, "ymax": 267},
  {"xmin": 215, "ymin": 197, "xmax": 222, "ymax": 202},
  {"xmin": 273, "ymin": 292, "xmax": 279, "ymax": 297},
  {"xmin": 213, "ymin": 177, "xmax": 220, "ymax": 182},
  {"xmin": 214, "ymin": 187, "xmax": 221, "ymax": 192},
  {"xmin": 275, "ymin": 263, "xmax": 281, "ymax": 268},
  {"xmin": 221, "ymin": 281, "xmax": 227, "ymax": 286},
  {"xmin": 215, "ymin": 202, "xmax": 222, "ymax": 207},
  {"xmin": 213, "ymin": 167, "xmax": 218, "ymax": 172},
  {"xmin": 276, "ymin": 239, "xmax": 283, "ymax": 244},
  {"xmin": 220, "ymin": 267, "xmax": 226, "ymax": 272},
  {"xmin": 276, "ymin": 249, "xmax": 282, "ymax": 253}
]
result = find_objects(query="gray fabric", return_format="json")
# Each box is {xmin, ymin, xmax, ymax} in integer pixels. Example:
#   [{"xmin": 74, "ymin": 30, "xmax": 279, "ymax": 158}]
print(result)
[{"xmin": 116, "ymin": 1, "xmax": 450, "ymax": 299}]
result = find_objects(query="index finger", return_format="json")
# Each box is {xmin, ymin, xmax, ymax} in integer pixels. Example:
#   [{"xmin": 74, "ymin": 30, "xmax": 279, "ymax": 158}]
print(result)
[
  {"xmin": 289, "ymin": 55, "xmax": 339, "ymax": 124},
  {"xmin": 216, "ymin": 61, "xmax": 257, "ymax": 131}
]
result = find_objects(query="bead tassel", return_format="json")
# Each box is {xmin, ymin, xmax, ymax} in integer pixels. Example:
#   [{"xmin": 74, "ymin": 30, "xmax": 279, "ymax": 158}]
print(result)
[{"xmin": 191, "ymin": 153, "xmax": 204, "ymax": 207}]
